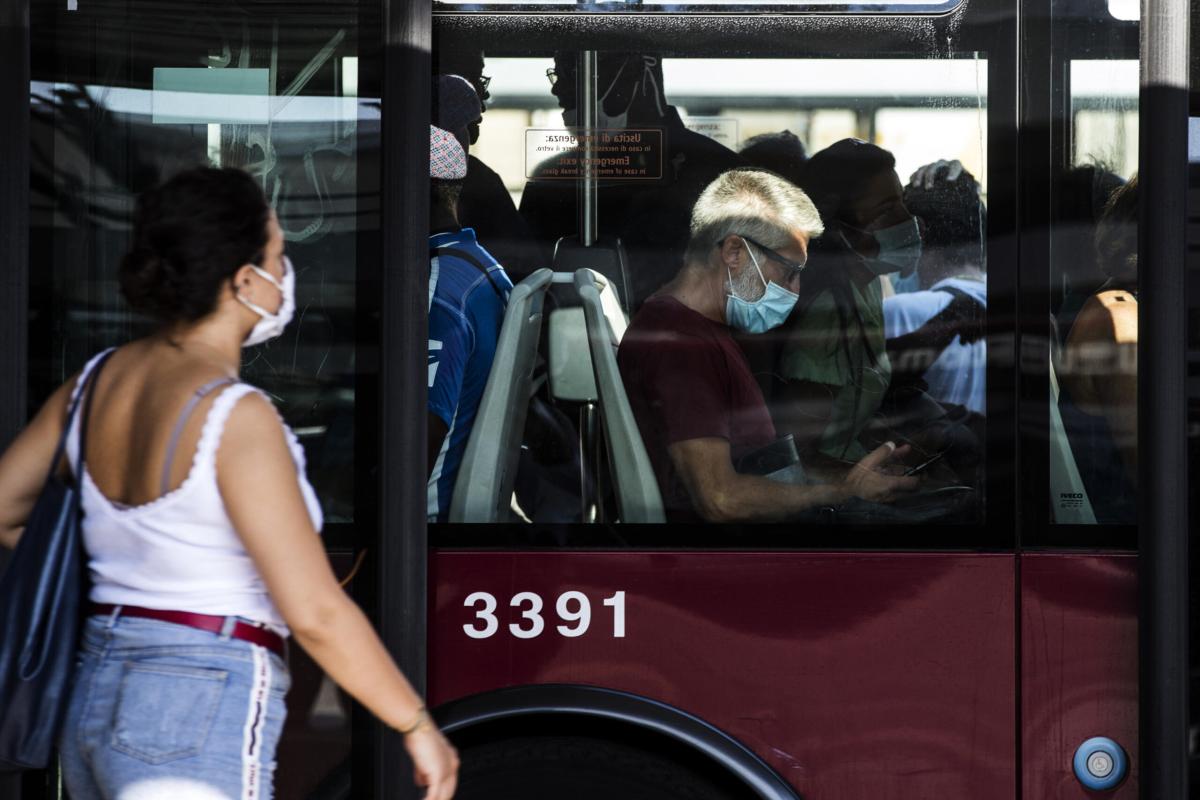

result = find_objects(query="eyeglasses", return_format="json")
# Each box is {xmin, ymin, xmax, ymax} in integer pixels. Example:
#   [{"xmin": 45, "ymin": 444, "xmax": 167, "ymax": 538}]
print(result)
[
  {"xmin": 545, "ymin": 67, "xmax": 559, "ymax": 86},
  {"xmin": 739, "ymin": 235, "xmax": 807, "ymax": 274},
  {"xmin": 477, "ymin": 75, "xmax": 491, "ymax": 94}
]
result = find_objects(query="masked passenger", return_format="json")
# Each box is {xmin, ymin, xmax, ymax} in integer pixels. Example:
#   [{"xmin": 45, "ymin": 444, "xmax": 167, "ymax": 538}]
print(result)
[
  {"xmin": 883, "ymin": 161, "xmax": 987, "ymax": 415},
  {"xmin": 427, "ymin": 126, "xmax": 514, "ymax": 521},
  {"xmin": 1057, "ymin": 175, "xmax": 1138, "ymax": 523},
  {"xmin": 617, "ymin": 168, "xmax": 917, "ymax": 522},
  {"xmin": 768, "ymin": 139, "xmax": 921, "ymax": 466},
  {"xmin": 520, "ymin": 52, "xmax": 746, "ymax": 309}
]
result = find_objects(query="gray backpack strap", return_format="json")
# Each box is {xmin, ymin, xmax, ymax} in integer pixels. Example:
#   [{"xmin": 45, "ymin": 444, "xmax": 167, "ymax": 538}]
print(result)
[{"xmin": 161, "ymin": 377, "xmax": 238, "ymax": 495}]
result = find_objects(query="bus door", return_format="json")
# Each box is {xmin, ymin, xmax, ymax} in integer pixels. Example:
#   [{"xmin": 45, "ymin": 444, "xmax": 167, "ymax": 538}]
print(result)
[{"xmin": 1019, "ymin": 0, "xmax": 1141, "ymax": 794}]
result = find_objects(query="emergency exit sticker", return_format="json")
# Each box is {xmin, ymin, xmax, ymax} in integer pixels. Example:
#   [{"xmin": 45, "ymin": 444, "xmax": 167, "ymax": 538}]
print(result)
[
  {"xmin": 525, "ymin": 129, "xmax": 663, "ymax": 181},
  {"xmin": 681, "ymin": 117, "xmax": 740, "ymax": 149}
]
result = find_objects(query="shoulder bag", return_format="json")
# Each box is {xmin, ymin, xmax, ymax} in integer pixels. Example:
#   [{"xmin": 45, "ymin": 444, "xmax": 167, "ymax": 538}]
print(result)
[{"xmin": 0, "ymin": 349, "xmax": 113, "ymax": 770}]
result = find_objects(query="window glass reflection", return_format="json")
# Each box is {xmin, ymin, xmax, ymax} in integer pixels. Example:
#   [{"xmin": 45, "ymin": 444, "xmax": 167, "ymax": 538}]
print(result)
[
  {"xmin": 29, "ymin": 3, "xmax": 372, "ymax": 791},
  {"xmin": 1048, "ymin": 59, "xmax": 1138, "ymax": 525},
  {"xmin": 429, "ymin": 52, "xmax": 988, "ymax": 531},
  {"xmin": 29, "ymin": 8, "xmax": 372, "ymax": 525}
]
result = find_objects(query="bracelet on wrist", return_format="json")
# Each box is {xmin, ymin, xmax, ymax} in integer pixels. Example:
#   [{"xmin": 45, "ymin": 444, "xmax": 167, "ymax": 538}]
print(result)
[{"xmin": 398, "ymin": 706, "xmax": 431, "ymax": 736}]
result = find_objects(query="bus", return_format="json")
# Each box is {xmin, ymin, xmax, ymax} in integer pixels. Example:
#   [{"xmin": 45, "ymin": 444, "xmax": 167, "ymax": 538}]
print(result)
[{"xmin": 0, "ymin": 0, "xmax": 1192, "ymax": 797}]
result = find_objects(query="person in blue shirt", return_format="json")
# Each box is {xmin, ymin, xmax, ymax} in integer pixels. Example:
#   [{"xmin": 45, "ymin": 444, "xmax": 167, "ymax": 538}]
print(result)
[
  {"xmin": 883, "ymin": 161, "xmax": 987, "ymax": 415},
  {"xmin": 427, "ymin": 126, "xmax": 513, "ymax": 521}
]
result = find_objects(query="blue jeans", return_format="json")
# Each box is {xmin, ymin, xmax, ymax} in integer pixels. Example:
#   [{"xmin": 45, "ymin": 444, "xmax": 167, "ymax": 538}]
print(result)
[{"xmin": 60, "ymin": 613, "xmax": 290, "ymax": 800}]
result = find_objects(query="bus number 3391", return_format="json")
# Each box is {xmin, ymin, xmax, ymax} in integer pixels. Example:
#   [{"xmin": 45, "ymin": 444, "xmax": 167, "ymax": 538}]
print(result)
[{"xmin": 462, "ymin": 591, "xmax": 627, "ymax": 639}]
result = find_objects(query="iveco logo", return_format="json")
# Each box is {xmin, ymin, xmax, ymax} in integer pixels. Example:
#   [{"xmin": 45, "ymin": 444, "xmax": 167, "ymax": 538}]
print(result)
[{"xmin": 1061, "ymin": 493, "xmax": 1084, "ymax": 499}]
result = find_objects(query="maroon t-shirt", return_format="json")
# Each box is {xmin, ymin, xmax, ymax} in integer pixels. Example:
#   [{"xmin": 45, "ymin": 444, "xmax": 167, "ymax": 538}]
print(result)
[{"xmin": 617, "ymin": 295, "xmax": 777, "ymax": 520}]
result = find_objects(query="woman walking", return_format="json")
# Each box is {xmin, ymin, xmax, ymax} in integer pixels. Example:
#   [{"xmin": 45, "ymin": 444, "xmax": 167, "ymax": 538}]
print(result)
[{"xmin": 0, "ymin": 167, "xmax": 458, "ymax": 799}]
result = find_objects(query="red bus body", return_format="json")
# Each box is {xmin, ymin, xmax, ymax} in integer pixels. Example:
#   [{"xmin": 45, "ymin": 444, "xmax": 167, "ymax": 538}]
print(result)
[{"xmin": 430, "ymin": 551, "xmax": 1137, "ymax": 797}]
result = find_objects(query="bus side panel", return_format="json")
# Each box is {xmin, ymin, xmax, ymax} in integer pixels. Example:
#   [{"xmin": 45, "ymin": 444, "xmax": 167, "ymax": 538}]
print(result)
[
  {"xmin": 429, "ymin": 551, "xmax": 1016, "ymax": 800},
  {"xmin": 1020, "ymin": 553, "xmax": 1138, "ymax": 798}
]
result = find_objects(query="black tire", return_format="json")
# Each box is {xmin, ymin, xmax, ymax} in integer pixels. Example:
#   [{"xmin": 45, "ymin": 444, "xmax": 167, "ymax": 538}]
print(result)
[{"xmin": 455, "ymin": 734, "xmax": 743, "ymax": 800}]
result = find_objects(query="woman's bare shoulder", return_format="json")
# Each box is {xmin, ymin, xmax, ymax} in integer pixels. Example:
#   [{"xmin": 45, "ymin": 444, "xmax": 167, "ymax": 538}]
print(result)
[{"xmin": 220, "ymin": 389, "xmax": 288, "ymax": 451}]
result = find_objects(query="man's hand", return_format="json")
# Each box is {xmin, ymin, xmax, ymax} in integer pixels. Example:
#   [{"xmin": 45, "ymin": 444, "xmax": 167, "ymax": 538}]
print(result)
[
  {"xmin": 843, "ymin": 442, "xmax": 920, "ymax": 502},
  {"xmin": 942, "ymin": 293, "xmax": 985, "ymax": 344}
]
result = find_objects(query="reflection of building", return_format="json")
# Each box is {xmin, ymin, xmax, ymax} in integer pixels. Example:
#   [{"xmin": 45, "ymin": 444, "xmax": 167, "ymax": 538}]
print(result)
[{"xmin": 28, "ymin": 52, "xmax": 377, "ymax": 526}]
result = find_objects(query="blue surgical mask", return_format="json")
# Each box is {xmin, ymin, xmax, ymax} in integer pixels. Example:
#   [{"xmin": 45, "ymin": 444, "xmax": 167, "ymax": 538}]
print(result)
[
  {"xmin": 867, "ymin": 217, "xmax": 923, "ymax": 277},
  {"xmin": 887, "ymin": 268, "xmax": 923, "ymax": 295},
  {"xmin": 725, "ymin": 241, "xmax": 799, "ymax": 334}
]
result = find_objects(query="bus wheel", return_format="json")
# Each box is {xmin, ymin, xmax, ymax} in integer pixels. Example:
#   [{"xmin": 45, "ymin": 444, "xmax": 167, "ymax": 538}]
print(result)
[{"xmin": 455, "ymin": 734, "xmax": 744, "ymax": 800}]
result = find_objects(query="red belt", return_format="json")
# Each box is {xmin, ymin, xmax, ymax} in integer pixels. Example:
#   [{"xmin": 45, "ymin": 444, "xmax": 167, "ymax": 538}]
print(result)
[{"xmin": 90, "ymin": 603, "xmax": 286, "ymax": 659}]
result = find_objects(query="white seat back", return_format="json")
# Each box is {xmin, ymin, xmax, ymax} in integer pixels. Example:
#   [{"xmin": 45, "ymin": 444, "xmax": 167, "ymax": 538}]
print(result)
[
  {"xmin": 449, "ymin": 269, "xmax": 554, "ymax": 522},
  {"xmin": 548, "ymin": 273, "xmax": 628, "ymax": 402},
  {"xmin": 574, "ymin": 269, "xmax": 665, "ymax": 523}
]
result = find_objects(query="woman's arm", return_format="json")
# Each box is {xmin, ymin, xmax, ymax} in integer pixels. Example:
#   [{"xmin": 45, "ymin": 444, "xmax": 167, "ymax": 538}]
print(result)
[
  {"xmin": 218, "ymin": 393, "xmax": 458, "ymax": 800},
  {"xmin": 0, "ymin": 378, "xmax": 77, "ymax": 550}
]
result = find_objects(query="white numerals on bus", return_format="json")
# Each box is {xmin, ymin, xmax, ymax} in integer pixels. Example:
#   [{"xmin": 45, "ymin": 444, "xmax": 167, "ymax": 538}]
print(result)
[
  {"xmin": 509, "ymin": 591, "xmax": 545, "ymax": 639},
  {"xmin": 603, "ymin": 591, "xmax": 626, "ymax": 638},
  {"xmin": 463, "ymin": 591, "xmax": 499, "ymax": 639},
  {"xmin": 555, "ymin": 591, "xmax": 591, "ymax": 637},
  {"xmin": 461, "ymin": 591, "xmax": 626, "ymax": 639}
]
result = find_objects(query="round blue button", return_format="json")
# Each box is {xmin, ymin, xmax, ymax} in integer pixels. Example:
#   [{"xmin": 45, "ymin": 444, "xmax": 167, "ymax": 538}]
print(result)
[{"xmin": 1073, "ymin": 737, "xmax": 1128, "ymax": 791}]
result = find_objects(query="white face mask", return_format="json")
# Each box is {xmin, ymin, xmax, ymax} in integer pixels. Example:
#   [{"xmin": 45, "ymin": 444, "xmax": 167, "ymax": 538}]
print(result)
[
  {"xmin": 237, "ymin": 255, "xmax": 295, "ymax": 347},
  {"xmin": 560, "ymin": 56, "xmax": 666, "ymax": 130}
]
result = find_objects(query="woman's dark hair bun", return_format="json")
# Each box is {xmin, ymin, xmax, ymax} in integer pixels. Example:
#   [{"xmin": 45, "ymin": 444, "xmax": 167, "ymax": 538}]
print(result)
[{"xmin": 119, "ymin": 166, "xmax": 271, "ymax": 323}]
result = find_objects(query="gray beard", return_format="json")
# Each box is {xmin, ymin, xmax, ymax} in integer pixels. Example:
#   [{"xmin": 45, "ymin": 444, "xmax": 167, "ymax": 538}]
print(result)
[{"xmin": 729, "ymin": 265, "xmax": 767, "ymax": 304}]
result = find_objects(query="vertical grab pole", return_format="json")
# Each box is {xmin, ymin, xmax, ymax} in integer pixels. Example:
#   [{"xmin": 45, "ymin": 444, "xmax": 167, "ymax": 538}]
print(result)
[
  {"xmin": 577, "ymin": 49, "xmax": 601, "ymax": 519},
  {"xmin": 579, "ymin": 50, "xmax": 598, "ymax": 247},
  {"xmin": 1138, "ymin": 0, "xmax": 1190, "ymax": 793},
  {"xmin": 381, "ymin": 0, "xmax": 430, "ymax": 798}
]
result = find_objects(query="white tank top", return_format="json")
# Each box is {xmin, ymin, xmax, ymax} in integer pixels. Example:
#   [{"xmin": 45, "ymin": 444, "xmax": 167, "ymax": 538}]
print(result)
[{"xmin": 65, "ymin": 349, "xmax": 324, "ymax": 634}]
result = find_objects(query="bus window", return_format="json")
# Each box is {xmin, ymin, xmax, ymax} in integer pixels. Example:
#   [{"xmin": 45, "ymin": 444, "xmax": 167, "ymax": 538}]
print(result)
[
  {"xmin": 1048, "ymin": 58, "xmax": 1139, "ymax": 526},
  {"xmin": 429, "ymin": 50, "xmax": 991, "ymax": 536}
]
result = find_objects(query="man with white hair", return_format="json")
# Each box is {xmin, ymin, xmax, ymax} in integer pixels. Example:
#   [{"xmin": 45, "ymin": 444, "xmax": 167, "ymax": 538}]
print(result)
[{"xmin": 617, "ymin": 168, "xmax": 916, "ymax": 522}]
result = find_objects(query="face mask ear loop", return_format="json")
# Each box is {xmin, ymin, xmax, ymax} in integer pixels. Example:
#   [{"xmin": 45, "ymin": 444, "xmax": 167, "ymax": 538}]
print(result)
[
  {"xmin": 249, "ymin": 265, "xmax": 284, "ymax": 293},
  {"xmin": 741, "ymin": 237, "xmax": 769, "ymax": 290},
  {"xmin": 599, "ymin": 55, "xmax": 632, "ymax": 109},
  {"xmin": 641, "ymin": 56, "xmax": 665, "ymax": 117}
]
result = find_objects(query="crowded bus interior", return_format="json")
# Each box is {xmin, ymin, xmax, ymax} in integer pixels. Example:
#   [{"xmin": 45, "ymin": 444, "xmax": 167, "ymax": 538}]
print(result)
[
  {"xmin": 426, "ymin": 47, "xmax": 1139, "ymax": 539},
  {"xmin": 22, "ymin": 4, "xmax": 1140, "ymax": 541}
]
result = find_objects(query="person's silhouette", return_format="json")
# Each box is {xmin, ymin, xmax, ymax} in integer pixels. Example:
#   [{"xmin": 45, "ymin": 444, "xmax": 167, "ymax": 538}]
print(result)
[
  {"xmin": 520, "ymin": 52, "xmax": 746, "ymax": 310},
  {"xmin": 434, "ymin": 51, "xmax": 548, "ymax": 281}
]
